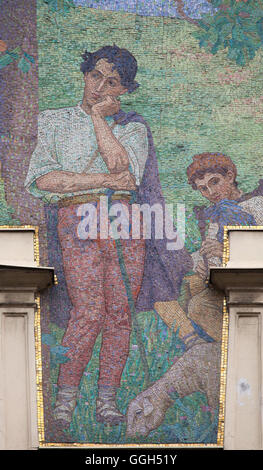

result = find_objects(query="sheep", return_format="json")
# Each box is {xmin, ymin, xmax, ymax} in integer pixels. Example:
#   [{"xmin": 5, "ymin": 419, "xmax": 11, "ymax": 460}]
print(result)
[{"xmin": 125, "ymin": 341, "xmax": 221, "ymax": 438}]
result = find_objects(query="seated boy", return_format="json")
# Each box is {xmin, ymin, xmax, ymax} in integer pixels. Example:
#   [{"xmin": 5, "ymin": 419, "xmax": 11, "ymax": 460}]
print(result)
[{"xmin": 155, "ymin": 153, "xmax": 263, "ymax": 347}]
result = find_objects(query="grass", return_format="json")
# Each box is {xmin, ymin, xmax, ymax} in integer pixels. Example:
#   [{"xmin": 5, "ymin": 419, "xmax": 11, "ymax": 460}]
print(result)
[{"xmin": 47, "ymin": 309, "xmax": 218, "ymax": 444}]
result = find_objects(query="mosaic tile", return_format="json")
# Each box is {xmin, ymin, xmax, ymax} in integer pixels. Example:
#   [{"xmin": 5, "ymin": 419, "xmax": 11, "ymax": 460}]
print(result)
[{"xmin": 1, "ymin": 0, "xmax": 263, "ymax": 447}]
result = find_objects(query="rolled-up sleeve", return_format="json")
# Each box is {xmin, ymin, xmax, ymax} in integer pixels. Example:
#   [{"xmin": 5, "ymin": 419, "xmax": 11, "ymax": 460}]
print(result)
[
  {"xmin": 25, "ymin": 111, "xmax": 62, "ymax": 199},
  {"xmin": 116, "ymin": 122, "xmax": 148, "ymax": 185}
]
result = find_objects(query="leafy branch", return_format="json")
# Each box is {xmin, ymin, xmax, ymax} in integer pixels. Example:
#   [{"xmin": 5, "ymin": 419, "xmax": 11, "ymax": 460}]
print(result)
[
  {"xmin": 0, "ymin": 45, "xmax": 35, "ymax": 73},
  {"xmin": 43, "ymin": 0, "xmax": 76, "ymax": 13},
  {"xmin": 195, "ymin": 0, "xmax": 263, "ymax": 66},
  {"xmin": 173, "ymin": 0, "xmax": 199, "ymax": 25},
  {"xmin": 42, "ymin": 333, "xmax": 70, "ymax": 367}
]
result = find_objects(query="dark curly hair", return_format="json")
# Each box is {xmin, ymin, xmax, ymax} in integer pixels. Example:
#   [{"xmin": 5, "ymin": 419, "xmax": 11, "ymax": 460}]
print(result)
[{"xmin": 80, "ymin": 45, "xmax": 140, "ymax": 94}]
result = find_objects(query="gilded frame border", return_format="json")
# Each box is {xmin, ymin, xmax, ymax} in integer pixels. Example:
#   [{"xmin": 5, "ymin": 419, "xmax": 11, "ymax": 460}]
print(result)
[
  {"xmin": 218, "ymin": 225, "xmax": 263, "ymax": 449},
  {"xmin": 0, "ymin": 225, "xmax": 44, "ymax": 443},
  {"xmin": 223, "ymin": 225, "xmax": 263, "ymax": 267}
]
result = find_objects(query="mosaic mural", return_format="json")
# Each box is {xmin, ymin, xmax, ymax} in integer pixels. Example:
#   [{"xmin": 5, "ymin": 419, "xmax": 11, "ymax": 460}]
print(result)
[{"xmin": 1, "ymin": 0, "xmax": 263, "ymax": 446}]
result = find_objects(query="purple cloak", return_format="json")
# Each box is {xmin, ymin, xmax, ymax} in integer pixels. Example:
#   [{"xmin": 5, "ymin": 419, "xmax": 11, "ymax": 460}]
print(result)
[{"xmin": 113, "ymin": 110, "xmax": 193, "ymax": 311}]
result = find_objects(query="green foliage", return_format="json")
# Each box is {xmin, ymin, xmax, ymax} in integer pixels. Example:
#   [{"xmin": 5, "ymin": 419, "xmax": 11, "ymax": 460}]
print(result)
[
  {"xmin": 0, "ymin": 48, "xmax": 35, "ymax": 73},
  {"xmin": 18, "ymin": 56, "xmax": 32, "ymax": 73},
  {"xmin": 42, "ymin": 333, "xmax": 70, "ymax": 367},
  {"xmin": 43, "ymin": 0, "xmax": 75, "ymax": 13},
  {"xmin": 0, "ymin": 179, "xmax": 20, "ymax": 225},
  {"xmin": 0, "ymin": 47, "xmax": 20, "ymax": 70},
  {"xmin": 196, "ymin": 0, "xmax": 263, "ymax": 66}
]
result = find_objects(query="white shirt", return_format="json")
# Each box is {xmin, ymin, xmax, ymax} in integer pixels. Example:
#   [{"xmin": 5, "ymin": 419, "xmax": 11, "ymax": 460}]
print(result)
[{"xmin": 25, "ymin": 104, "xmax": 148, "ymax": 203}]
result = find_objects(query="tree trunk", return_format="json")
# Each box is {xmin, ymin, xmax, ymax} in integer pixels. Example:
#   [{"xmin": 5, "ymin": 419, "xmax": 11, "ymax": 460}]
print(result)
[{"xmin": 0, "ymin": 0, "xmax": 53, "ymax": 443}]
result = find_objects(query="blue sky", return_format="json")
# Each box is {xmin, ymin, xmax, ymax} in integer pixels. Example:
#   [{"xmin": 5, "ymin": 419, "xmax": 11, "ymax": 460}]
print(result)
[{"xmin": 72, "ymin": 0, "xmax": 216, "ymax": 19}]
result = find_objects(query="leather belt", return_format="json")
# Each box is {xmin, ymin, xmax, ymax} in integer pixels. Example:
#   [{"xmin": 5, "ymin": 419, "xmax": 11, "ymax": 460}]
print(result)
[{"xmin": 57, "ymin": 193, "xmax": 131, "ymax": 208}]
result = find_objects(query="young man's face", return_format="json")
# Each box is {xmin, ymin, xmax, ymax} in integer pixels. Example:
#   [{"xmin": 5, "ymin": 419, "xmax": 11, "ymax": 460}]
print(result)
[
  {"xmin": 83, "ymin": 58, "xmax": 128, "ymax": 105},
  {"xmin": 194, "ymin": 170, "xmax": 236, "ymax": 204}
]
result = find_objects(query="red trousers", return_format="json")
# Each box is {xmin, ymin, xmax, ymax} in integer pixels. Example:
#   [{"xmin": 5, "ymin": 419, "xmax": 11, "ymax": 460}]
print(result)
[{"xmin": 57, "ymin": 202, "xmax": 145, "ymax": 388}]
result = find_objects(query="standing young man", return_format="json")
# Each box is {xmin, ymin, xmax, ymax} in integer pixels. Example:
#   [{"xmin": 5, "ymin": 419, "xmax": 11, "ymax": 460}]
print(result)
[
  {"xmin": 25, "ymin": 45, "xmax": 192, "ymax": 432},
  {"xmin": 25, "ymin": 46, "xmax": 149, "ymax": 428}
]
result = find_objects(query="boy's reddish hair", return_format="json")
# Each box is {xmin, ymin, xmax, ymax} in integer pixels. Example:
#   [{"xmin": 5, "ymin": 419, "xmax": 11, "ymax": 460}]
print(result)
[{"xmin": 187, "ymin": 152, "xmax": 237, "ymax": 189}]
